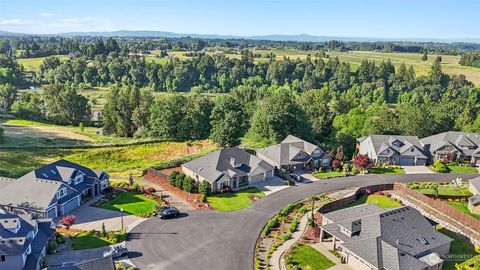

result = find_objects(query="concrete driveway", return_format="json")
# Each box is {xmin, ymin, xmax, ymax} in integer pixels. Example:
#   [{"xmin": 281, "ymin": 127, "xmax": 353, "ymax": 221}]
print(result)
[
  {"xmin": 402, "ymin": 166, "xmax": 435, "ymax": 174},
  {"xmin": 127, "ymin": 173, "xmax": 477, "ymax": 270},
  {"xmin": 48, "ymin": 245, "xmax": 110, "ymax": 267},
  {"xmin": 251, "ymin": 177, "xmax": 289, "ymax": 196},
  {"xmin": 69, "ymin": 204, "xmax": 146, "ymax": 232}
]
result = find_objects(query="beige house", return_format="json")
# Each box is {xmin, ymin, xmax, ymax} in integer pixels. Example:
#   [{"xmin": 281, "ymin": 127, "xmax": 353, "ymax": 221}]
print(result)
[
  {"xmin": 468, "ymin": 177, "xmax": 480, "ymax": 214},
  {"xmin": 182, "ymin": 147, "xmax": 274, "ymax": 193},
  {"xmin": 319, "ymin": 204, "xmax": 452, "ymax": 270}
]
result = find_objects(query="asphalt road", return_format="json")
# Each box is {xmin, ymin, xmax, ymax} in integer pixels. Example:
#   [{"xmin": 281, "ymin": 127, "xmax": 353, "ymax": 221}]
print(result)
[{"xmin": 126, "ymin": 173, "xmax": 477, "ymax": 270}]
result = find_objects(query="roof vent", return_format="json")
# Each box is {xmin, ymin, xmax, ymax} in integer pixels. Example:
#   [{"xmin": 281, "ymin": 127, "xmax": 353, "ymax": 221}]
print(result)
[
  {"xmin": 419, "ymin": 236, "xmax": 429, "ymax": 245},
  {"xmin": 42, "ymin": 173, "xmax": 48, "ymax": 178}
]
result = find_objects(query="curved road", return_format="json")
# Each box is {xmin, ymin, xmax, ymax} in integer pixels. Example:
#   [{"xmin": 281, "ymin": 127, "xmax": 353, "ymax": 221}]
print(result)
[{"xmin": 127, "ymin": 173, "xmax": 476, "ymax": 270}]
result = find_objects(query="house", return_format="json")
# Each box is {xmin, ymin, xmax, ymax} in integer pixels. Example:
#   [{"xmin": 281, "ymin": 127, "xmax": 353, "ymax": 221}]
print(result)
[
  {"xmin": 256, "ymin": 135, "xmax": 331, "ymax": 171},
  {"xmin": 0, "ymin": 213, "xmax": 54, "ymax": 270},
  {"xmin": 48, "ymin": 255, "xmax": 115, "ymax": 270},
  {"xmin": 182, "ymin": 147, "xmax": 274, "ymax": 193},
  {"xmin": 468, "ymin": 176, "xmax": 480, "ymax": 214},
  {"xmin": 319, "ymin": 204, "xmax": 452, "ymax": 270},
  {"xmin": 421, "ymin": 131, "xmax": 480, "ymax": 164},
  {"xmin": 357, "ymin": 135, "xmax": 428, "ymax": 166},
  {"xmin": 0, "ymin": 160, "xmax": 109, "ymax": 219}
]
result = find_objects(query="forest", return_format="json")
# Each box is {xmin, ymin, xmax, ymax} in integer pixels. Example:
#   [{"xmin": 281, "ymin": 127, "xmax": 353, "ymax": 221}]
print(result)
[{"xmin": 1, "ymin": 37, "xmax": 480, "ymax": 159}]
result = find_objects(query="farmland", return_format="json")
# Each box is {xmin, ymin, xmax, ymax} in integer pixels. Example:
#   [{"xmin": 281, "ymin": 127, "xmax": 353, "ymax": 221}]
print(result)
[{"xmin": 16, "ymin": 55, "xmax": 68, "ymax": 72}]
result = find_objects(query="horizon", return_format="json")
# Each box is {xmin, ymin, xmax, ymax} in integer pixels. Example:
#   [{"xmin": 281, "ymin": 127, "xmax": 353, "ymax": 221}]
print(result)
[{"xmin": 1, "ymin": 0, "xmax": 479, "ymax": 41}]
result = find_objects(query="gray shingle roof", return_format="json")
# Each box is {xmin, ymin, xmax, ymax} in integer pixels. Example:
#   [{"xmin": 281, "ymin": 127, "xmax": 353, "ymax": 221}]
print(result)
[
  {"xmin": 469, "ymin": 176, "xmax": 480, "ymax": 194},
  {"xmin": 362, "ymin": 135, "xmax": 427, "ymax": 159},
  {"xmin": 321, "ymin": 205, "xmax": 452, "ymax": 270},
  {"xmin": 421, "ymin": 131, "xmax": 480, "ymax": 157},
  {"xmin": 182, "ymin": 147, "xmax": 273, "ymax": 183}
]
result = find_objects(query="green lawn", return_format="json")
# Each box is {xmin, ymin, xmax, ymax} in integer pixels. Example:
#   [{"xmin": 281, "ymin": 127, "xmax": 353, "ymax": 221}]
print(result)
[
  {"xmin": 344, "ymin": 194, "xmax": 402, "ymax": 209},
  {"xmin": 72, "ymin": 231, "xmax": 112, "ymax": 250},
  {"xmin": 208, "ymin": 187, "xmax": 264, "ymax": 212},
  {"xmin": 446, "ymin": 165, "xmax": 479, "ymax": 174},
  {"xmin": 98, "ymin": 192, "xmax": 160, "ymax": 216},
  {"xmin": 438, "ymin": 228, "xmax": 477, "ymax": 270},
  {"xmin": 447, "ymin": 201, "xmax": 480, "ymax": 219},
  {"xmin": 313, "ymin": 171, "xmax": 343, "ymax": 179},
  {"xmin": 417, "ymin": 186, "xmax": 473, "ymax": 196},
  {"xmin": 286, "ymin": 245, "xmax": 335, "ymax": 270},
  {"xmin": 368, "ymin": 167, "xmax": 405, "ymax": 174}
]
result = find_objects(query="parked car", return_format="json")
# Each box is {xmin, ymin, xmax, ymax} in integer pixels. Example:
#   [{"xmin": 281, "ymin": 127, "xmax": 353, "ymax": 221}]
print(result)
[
  {"xmin": 290, "ymin": 173, "xmax": 304, "ymax": 182},
  {"xmin": 158, "ymin": 207, "xmax": 180, "ymax": 219},
  {"xmin": 103, "ymin": 245, "xmax": 128, "ymax": 259}
]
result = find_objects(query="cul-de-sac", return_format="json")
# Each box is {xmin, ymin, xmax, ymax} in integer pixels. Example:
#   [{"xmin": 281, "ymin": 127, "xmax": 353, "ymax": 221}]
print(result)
[{"xmin": 2, "ymin": 1, "xmax": 480, "ymax": 269}]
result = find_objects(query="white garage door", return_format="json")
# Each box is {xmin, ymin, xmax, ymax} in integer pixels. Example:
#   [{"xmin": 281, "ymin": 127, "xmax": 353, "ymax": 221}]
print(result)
[{"xmin": 250, "ymin": 173, "xmax": 264, "ymax": 183}]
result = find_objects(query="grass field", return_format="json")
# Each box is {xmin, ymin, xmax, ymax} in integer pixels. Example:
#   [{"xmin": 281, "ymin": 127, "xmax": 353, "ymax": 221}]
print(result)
[
  {"xmin": 0, "ymin": 139, "xmax": 217, "ymax": 179},
  {"xmin": 447, "ymin": 201, "xmax": 480, "ymax": 220},
  {"xmin": 16, "ymin": 55, "xmax": 68, "ymax": 72},
  {"xmin": 417, "ymin": 186, "xmax": 472, "ymax": 196},
  {"xmin": 285, "ymin": 244, "xmax": 335, "ymax": 270},
  {"xmin": 438, "ymin": 228, "xmax": 477, "ymax": 270},
  {"xmin": 368, "ymin": 167, "xmax": 405, "ymax": 174},
  {"xmin": 98, "ymin": 191, "xmax": 160, "ymax": 216},
  {"xmin": 312, "ymin": 171, "xmax": 343, "ymax": 179},
  {"xmin": 72, "ymin": 231, "xmax": 112, "ymax": 250},
  {"xmin": 344, "ymin": 194, "xmax": 402, "ymax": 209},
  {"xmin": 445, "ymin": 165, "xmax": 479, "ymax": 174},
  {"xmin": 208, "ymin": 187, "xmax": 264, "ymax": 212}
]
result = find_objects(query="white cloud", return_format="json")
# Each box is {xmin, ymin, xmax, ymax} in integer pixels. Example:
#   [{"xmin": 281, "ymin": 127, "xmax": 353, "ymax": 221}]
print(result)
[
  {"xmin": 0, "ymin": 17, "xmax": 116, "ymax": 34},
  {"xmin": 0, "ymin": 19, "xmax": 39, "ymax": 26},
  {"xmin": 38, "ymin": 12, "xmax": 55, "ymax": 17},
  {"xmin": 47, "ymin": 17, "xmax": 115, "ymax": 31}
]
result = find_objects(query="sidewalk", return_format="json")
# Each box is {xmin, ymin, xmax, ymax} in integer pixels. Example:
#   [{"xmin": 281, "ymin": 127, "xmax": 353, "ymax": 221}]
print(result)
[
  {"xmin": 270, "ymin": 213, "xmax": 309, "ymax": 270},
  {"xmin": 136, "ymin": 177, "xmax": 194, "ymax": 211}
]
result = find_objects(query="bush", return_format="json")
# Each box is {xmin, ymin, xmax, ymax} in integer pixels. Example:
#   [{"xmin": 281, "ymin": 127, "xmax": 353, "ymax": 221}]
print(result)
[
  {"xmin": 47, "ymin": 240, "xmax": 57, "ymax": 254},
  {"xmin": 432, "ymin": 160, "xmax": 448, "ymax": 173},
  {"xmin": 182, "ymin": 176, "xmax": 197, "ymax": 193},
  {"xmin": 198, "ymin": 180, "xmax": 211, "ymax": 195},
  {"xmin": 55, "ymin": 233, "xmax": 66, "ymax": 244},
  {"xmin": 261, "ymin": 214, "xmax": 279, "ymax": 237},
  {"xmin": 145, "ymin": 187, "xmax": 156, "ymax": 194},
  {"xmin": 60, "ymin": 215, "xmax": 76, "ymax": 229},
  {"xmin": 174, "ymin": 173, "xmax": 186, "ymax": 188},
  {"xmin": 199, "ymin": 194, "xmax": 207, "ymax": 202},
  {"xmin": 168, "ymin": 171, "xmax": 179, "ymax": 186}
]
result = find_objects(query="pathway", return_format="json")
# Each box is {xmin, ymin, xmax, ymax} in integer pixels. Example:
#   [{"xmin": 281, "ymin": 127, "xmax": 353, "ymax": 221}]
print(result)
[
  {"xmin": 402, "ymin": 166, "xmax": 435, "ymax": 174},
  {"xmin": 136, "ymin": 177, "xmax": 194, "ymax": 211},
  {"xmin": 270, "ymin": 213, "xmax": 309, "ymax": 270}
]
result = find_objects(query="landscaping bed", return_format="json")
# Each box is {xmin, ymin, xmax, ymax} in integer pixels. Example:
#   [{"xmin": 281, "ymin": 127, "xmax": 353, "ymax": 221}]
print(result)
[
  {"xmin": 368, "ymin": 166, "xmax": 405, "ymax": 174},
  {"xmin": 430, "ymin": 160, "xmax": 478, "ymax": 174},
  {"xmin": 408, "ymin": 181, "xmax": 473, "ymax": 197},
  {"xmin": 71, "ymin": 230, "xmax": 126, "ymax": 250},
  {"xmin": 207, "ymin": 187, "xmax": 264, "ymax": 212}
]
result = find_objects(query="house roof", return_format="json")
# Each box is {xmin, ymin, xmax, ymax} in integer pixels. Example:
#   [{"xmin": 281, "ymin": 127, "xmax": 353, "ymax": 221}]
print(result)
[
  {"xmin": 24, "ymin": 219, "xmax": 54, "ymax": 270},
  {"xmin": 468, "ymin": 194, "xmax": 480, "ymax": 206},
  {"xmin": 321, "ymin": 205, "xmax": 452, "ymax": 270},
  {"xmin": 0, "ymin": 160, "xmax": 107, "ymax": 212},
  {"xmin": 469, "ymin": 176, "xmax": 480, "ymax": 194},
  {"xmin": 257, "ymin": 135, "xmax": 327, "ymax": 166},
  {"xmin": 182, "ymin": 147, "xmax": 274, "ymax": 183},
  {"xmin": 421, "ymin": 132, "xmax": 480, "ymax": 156},
  {"xmin": 361, "ymin": 135, "xmax": 427, "ymax": 159},
  {"xmin": 48, "ymin": 255, "xmax": 115, "ymax": 270}
]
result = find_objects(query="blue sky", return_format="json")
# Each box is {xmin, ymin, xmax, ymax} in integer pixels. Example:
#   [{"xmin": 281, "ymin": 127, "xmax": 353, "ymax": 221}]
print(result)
[{"xmin": 0, "ymin": 0, "xmax": 478, "ymax": 39}]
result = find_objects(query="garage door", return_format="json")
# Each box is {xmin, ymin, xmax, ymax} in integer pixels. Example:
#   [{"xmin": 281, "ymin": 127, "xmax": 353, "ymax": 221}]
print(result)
[
  {"xmin": 250, "ymin": 173, "xmax": 264, "ymax": 183},
  {"xmin": 398, "ymin": 157, "xmax": 415, "ymax": 166},
  {"xmin": 415, "ymin": 159, "xmax": 427, "ymax": 166},
  {"xmin": 62, "ymin": 196, "xmax": 80, "ymax": 215},
  {"xmin": 265, "ymin": 170, "xmax": 273, "ymax": 179}
]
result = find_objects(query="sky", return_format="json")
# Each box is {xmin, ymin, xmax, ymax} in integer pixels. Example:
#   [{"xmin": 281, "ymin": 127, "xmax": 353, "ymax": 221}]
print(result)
[{"xmin": 0, "ymin": 0, "xmax": 479, "ymax": 40}]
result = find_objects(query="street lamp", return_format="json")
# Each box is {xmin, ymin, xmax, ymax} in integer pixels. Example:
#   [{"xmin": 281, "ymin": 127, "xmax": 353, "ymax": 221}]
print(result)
[{"xmin": 120, "ymin": 208, "xmax": 124, "ymax": 231}]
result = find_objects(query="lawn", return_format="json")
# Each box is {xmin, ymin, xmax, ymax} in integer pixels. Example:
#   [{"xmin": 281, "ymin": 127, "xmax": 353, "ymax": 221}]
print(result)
[
  {"xmin": 438, "ymin": 228, "xmax": 477, "ymax": 270},
  {"xmin": 416, "ymin": 186, "xmax": 472, "ymax": 196},
  {"xmin": 446, "ymin": 165, "xmax": 479, "ymax": 174},
  {"xmin": 312, "ymin": 171, "xmax": 343, "ymax": 179},
  {"xmin": 286, "ymin": 245, "xmax": 335, "ymax": 270},
  {"xmin": 72, "ymin": 231, "xmax": 112, "ymax": 250},
  {"xmin": 97, "ymin": 191, "xmax": 160, "ymax": 216},
  {"xmin": 447, "ymin": 201, "xmax": 480, "ymax": 219},
  {"xmin": 344, "ymin": 194, "xmax": 402, "ymax": 209},
  {"xmin": 16, "ymin": 55, "xmax": 68, "ymax": 72},
  {"xmin": 368, "ymin": 167, "xmax": 405, "ymax": 174},
  {"xmin": 208, "ymin": 187, "xmax": 264, "ymax": 212}
]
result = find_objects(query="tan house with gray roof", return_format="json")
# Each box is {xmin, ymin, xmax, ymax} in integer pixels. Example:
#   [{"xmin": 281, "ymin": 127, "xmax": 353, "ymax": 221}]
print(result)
[{"xmin": 421, "ymin": 131, "xmax": 480, "ymax": 164}]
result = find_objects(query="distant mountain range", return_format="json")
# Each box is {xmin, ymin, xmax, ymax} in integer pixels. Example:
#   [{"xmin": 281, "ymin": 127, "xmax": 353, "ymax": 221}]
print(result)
[{"xmin": 1, "ymin": 29, "xmax": 480, "ymax": 43}]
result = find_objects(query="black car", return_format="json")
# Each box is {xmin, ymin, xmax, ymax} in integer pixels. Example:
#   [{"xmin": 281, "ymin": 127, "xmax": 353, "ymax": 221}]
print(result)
[{"xmin": 158, "ymin": 207, "xmax": 180, "ymax": 219}]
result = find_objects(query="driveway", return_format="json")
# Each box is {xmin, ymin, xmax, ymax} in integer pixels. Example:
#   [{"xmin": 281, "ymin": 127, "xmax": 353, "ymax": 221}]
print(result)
[
  {"xmin": 47, "ymin": 245, "xmax": 110, "ymax": 267},
  {"xmin": 402, "ymin": 166, "xmax": 435, "ymax": 174},
  {"xmin": 69, "ymin": 204, "xmax": 146, "ymax": 232},
  {"xmin": 251, "ymin": 176, "xmax": 289, "ymax": 196},
  {"xmin": 127, "ymin": 173, "xmax": 476, "ymax": 270}
]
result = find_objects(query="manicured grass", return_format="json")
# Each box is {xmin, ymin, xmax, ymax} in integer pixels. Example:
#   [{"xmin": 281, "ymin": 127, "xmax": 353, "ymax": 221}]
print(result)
[
  {"xmin": 446, "ymin": 165, "xmax": 479, "ymax": 174},
  {"xmin": 286, "ymin": 245, "xmax": 335, "ymax": 270},
  {"xmin": 438, "ymin": 228, "xmax": 477, "ymax": 270},
  {"xmin": 208, "ymin": 187, "xmax": 264, "ymax": 212},
  {"xmin": 447, "ymin": 201, "xmax": 480, "ymax": 219},
  {"xmin": 313, "ymin": 171, "xmax": 343, "ymax": 179},
  {"xmin": 344, "ymin": 194, "xmax": 402, "ymax": 209},
  {"xmin": 97, "ymin": 191, "xmax": 160, "ymax": 216},
  {"xmin": 416, "ymin": 187, "xmax": 473, "ymax": 196},
  {"xmin": 368, "ymin": 167, "xmax": 405, "ymax": 175},
  {"xmin": 72, "ymin": 231, "xmax": 112, "ymax": 250}
]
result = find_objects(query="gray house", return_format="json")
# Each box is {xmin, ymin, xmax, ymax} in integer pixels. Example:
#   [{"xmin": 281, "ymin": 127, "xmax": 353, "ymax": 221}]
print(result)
[
  {"xmin": 357, "ymin": 135, "xmax": 428, "ymax": 166},
  {"xmin": 421, "ymin": 131, "xmax": 480, "ymax": 164},
  {"xmin": 182, "ymin": 147, "xmax": 274, "ymax": 193},
  {"xmin": 320, "ymin": 205, "xmax": 452, "ymax": 270},
  {"xmin": 256, "ymin": 135, "xmax": 331, "ymax": 171},
  {"xmin": 0, "ymin": 160, "xmax": 109, "ymax": 219},
  {"xmin": 0, "ymin": 213, "xmax": 54, "ymax": 270}
]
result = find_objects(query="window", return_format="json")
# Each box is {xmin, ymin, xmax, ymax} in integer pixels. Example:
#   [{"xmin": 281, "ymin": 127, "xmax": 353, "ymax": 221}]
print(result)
[
  {"xmin": 100, "ymin": 179, "xmax": 108, "ymax": 190},
  {"xmin": 73, "ymin": 172, "xmax": 84, "ymax": 185},
  {"xmin": 56, "ymin": 188, "xmax": 67, "ymax": 199},
  {"xmin": 411, "ymin": 148, "xmax": 415, "ymax": 152},
  {"xmin": 0, "ymin": 255, "xmax": 5, "ymax": 262}
]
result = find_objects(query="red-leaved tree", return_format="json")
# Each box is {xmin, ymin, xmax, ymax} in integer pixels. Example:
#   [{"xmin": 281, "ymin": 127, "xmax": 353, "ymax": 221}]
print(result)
[
  {"xmin": 352, "ymin": 155, "xmax": 372, "ymax": 170},
  {"xmin": 60, "ymin": 215, "xmax": 76, "ymax": 229}
]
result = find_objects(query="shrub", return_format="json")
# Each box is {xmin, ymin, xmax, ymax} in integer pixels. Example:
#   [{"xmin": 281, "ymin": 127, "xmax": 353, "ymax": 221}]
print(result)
[
  {"xmin": 199, "ymin": 194, "xmax": 207, "ymax": 202},
  {"xmin": 60, "ymin": 215, "xmax": 76, "ymax": 229},
  {"xmin": 198, "ymin": 180, "xmax": 211, "ymax": 195},
  {"xmin": 432, "ymin": 160, "xmax": 448, "ymax": 173},
  {"xmin": 182, "ymin": 176, "xmax": 197, "ymax": 193},
  {"xmin": 174, "ymin": 173, "xmax": 186, "ymax": 188},
  {"xmin": 168, "ymin": 171, "xmax": 179, "ymax": 186},
  {"xmin": 145, "ymin": 187, "xmax": 156, "ymax": 194},
  {"xmin": 47, "ymin": 240, "xmax": 57, "ymax": 254},
  {"xmin": 55, "ymin": 233, "xmax": 66, "ymax": 244},
  {"xmin": 261, "ymin": 214, "xmax": 279, "ymax": 237}
]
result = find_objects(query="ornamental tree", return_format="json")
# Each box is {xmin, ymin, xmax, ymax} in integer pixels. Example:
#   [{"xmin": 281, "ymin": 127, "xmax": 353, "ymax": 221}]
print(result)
[
  {"xmin": 60, "ymin": 215, "xmax": 76, "ymax": 229},
  {"xmin": 352, "ymin": 154, "xmax": 372, "ymax": 170}
]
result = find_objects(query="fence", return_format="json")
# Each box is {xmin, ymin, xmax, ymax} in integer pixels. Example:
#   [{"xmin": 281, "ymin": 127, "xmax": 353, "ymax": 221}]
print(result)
[{"xmin": 147, "ymin": 168, "xmax": 169, "ymax": 179}]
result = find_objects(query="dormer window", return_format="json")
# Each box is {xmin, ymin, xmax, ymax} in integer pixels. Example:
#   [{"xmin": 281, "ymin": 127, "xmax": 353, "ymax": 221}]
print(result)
[
  {"xmin": 56, "ymin": 188, "xmax": 67, "ymax": 199},
  {"xmin": 411, "ymin": 148, "xmax": 414, "ymax": 152},
  {"xmin": 72, "ymin": 172, "xmax": 84, "ymax": 185}
]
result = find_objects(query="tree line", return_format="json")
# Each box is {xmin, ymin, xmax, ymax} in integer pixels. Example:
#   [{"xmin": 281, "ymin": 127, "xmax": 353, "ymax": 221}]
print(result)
[{"xmin": 459, "ymin": 53, "xmax": 480, "ymax": 68}]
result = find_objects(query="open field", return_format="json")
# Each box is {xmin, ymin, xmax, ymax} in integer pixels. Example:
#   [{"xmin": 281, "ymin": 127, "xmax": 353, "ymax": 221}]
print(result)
[{"xmin": 16, "ymin": 55, "xmax": 68, "ymax": 72}]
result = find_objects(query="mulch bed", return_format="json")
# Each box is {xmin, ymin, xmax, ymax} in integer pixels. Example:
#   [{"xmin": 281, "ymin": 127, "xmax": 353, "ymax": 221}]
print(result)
[
  {"xmin": 144, "ymin": 172, "xmax": 211, "ymax": 210},
  {"xmin": 56, "ymin": 227, "xmax": 84, "ymax": 234}
]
